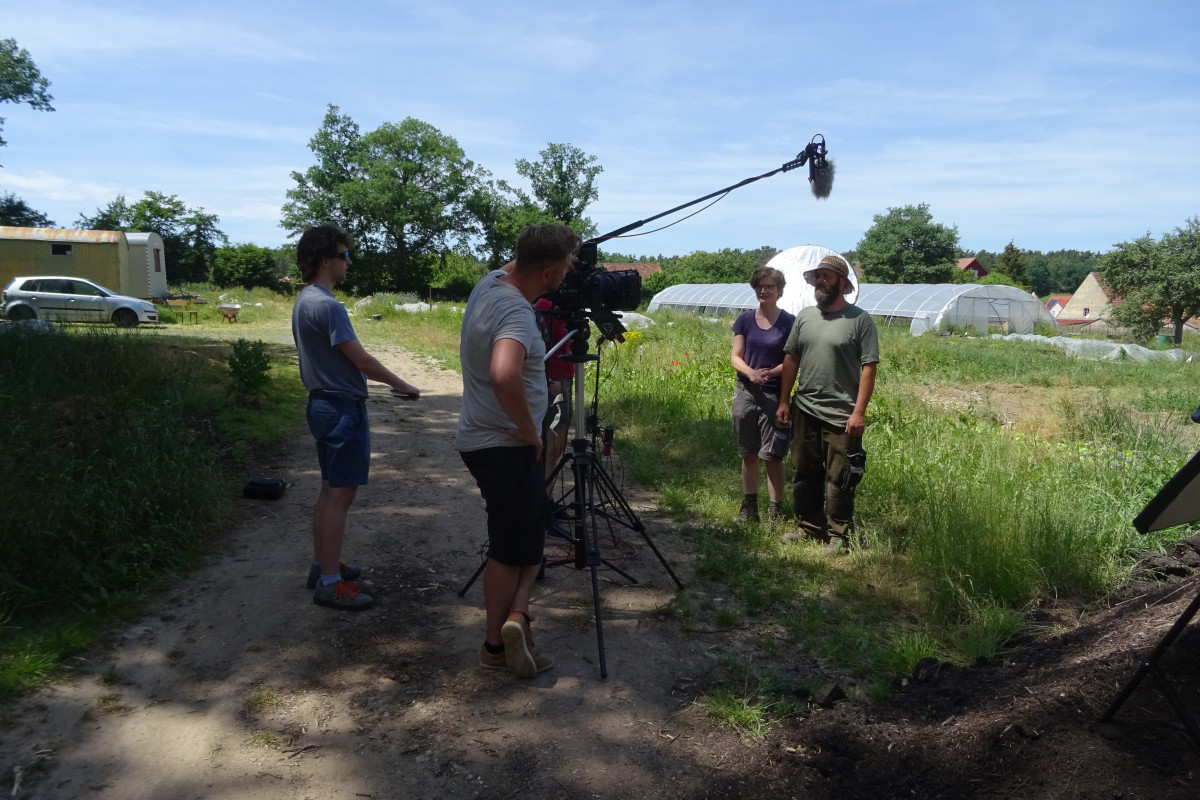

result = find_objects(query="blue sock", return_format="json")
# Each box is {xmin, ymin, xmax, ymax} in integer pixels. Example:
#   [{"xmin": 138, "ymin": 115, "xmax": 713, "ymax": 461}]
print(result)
[{"xmin": 320, "ymin": 574, "xmax": 340, "ymax": 587}]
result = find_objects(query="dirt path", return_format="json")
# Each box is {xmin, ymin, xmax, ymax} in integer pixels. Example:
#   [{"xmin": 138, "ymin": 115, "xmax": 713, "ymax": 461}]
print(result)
[
  {"xmin": 0, "ymin": 346, "xmax": 762, "ymax": 799},
  {"xmin": 3, "ymin": 344, "xmax": 1200, "ymax": 799}
]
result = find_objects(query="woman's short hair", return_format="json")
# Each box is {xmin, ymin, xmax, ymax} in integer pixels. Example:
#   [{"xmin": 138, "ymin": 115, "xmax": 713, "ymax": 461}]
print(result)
[
  {"xmin": 296, "ymin": 224, "xmax": 353, "ymax": 283},
  {"xmin": 749, "ymin": 266, "xmax": 786, "ymax": 293}
]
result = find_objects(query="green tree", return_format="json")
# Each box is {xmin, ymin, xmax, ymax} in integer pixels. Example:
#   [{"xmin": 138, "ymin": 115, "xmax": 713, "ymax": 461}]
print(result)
[
  {"xmin": 0, "ymin": 38, "xmax": 54, "ymax": 152},
  {"xmin": 993, "ymin": 241, "xmax": 1027, "ymax": 286},
  {"xmin": 76, "ymin": 191, "xmax": 228, "ymax": 284},
  {"xmin": 281, "ymin": 105, "xmax": 366, "ymax": 245},
  {"xmin": 342, "ymin": 118, "xmax": 483, "ymax": 292},
  {"xmin": 1101, "ymin": 218, "xmax": 1200, "ymax": 344},
  {"xmin": 0, "ymin": 191, "xmax": 53, "ymax": 226},
  {"xmin": 856, "ymin": 203, "xmax": 958, "ymax": 283},
  {"xmin": 282, "ymin": 108, "xmax": 485, "ymax": 293},
  {"xmin": 513, "ymin": 142, "xmax": 602, "ymax": 236},
  {"xmin": 212, "ymin": 243, "xmax": 280, "ymax": 289}
]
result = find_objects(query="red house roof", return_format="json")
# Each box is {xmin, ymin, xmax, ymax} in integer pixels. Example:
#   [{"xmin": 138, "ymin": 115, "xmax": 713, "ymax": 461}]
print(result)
[{"xmin": 956, "ymin": 257, "xmax": 989, "ymax": 277}]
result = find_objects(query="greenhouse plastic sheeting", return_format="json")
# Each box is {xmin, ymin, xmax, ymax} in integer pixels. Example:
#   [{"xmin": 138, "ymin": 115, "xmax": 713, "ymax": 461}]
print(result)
[
  {"xmin": 648, "ymin": 276, "xmax": 1058, "ymax": 336},
  {"xmin": 856, "ymin": 283, "xmax": 1058, "ymax": 335},
  {"xmin": 997, "ymin": 333, "xmax": 1188, "ymax": 362},
  {"xmin": 645, "ymin": 245, "xmax": 856, "ymax": 315}
]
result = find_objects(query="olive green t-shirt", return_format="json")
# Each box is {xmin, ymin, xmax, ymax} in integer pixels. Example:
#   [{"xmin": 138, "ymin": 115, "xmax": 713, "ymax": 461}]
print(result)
[{"xmin": 783, "ymin": 304, "xmax": 879, "ymax": 427}]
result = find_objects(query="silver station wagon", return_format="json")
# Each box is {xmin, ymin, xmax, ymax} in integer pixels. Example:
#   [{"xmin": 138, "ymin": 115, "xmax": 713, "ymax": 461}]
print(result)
[{"xmin": 2, "ymin": 276, "xmax": 159, "ymax": 328}]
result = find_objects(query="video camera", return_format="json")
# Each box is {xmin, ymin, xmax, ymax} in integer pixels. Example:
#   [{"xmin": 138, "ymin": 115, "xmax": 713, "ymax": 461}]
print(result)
[{"xmin": 550, "ymin": 241, "xmax": 641, "ymax": 341}]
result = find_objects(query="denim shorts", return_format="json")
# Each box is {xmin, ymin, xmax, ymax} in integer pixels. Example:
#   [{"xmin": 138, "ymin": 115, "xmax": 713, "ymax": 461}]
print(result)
[
  {"xmin": 307, "ymin": 394, "xmax": 370, "ymax": 487},
  {"xmin": 460, "ymin": 445, "xmax": 546, "ymax": 567}
]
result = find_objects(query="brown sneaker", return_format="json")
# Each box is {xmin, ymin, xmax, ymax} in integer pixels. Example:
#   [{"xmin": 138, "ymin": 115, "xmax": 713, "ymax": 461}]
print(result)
[
  {"xmin": 502, "ymin": 613, "xmax": 537, "ymax": 677},
  {"xmin": 502, "ymin": 612, "xmax": 554, "ymax": 677},
  {"xmin": 479, "ymin": 643, "xmax": 507, "ymax": 671}
]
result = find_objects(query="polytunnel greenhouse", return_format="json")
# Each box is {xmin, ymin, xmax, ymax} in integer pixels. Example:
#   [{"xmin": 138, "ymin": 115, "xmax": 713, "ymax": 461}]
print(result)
[{"xmin": 647, "ymin": 278, "xmax": 1058, "ymax": 335}]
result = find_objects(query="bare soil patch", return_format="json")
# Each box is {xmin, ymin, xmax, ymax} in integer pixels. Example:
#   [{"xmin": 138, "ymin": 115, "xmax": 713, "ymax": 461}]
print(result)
[{"xmin": 2, "ymin": 347, "xmax": 1199, "ymax": 799}]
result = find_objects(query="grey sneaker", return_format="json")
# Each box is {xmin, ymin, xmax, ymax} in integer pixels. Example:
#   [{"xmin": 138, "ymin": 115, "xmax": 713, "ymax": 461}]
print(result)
[
  {"xmin": 306, "ymin": 562, "xmax": 363, "ymax": 590},
  {"xmin": 313, "ymin": 580, "xmax": 373, "ymax": 611},
  {"xmin": 824, "ymin": 536, "xmax": 848, "ymax": 556}
]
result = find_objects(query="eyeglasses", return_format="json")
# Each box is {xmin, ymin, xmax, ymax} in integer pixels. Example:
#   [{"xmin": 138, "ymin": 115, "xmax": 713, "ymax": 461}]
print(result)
[
  {"xmin": 755, "ymin": 284, "xmax": 779, "ymax": 292},
  {"xmin": 332, "ymin": 251, "xmax": 351, "ymax": 261}
]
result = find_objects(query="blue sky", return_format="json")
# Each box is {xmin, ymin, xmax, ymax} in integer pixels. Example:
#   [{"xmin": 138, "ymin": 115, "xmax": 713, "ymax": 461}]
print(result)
[{"xmin": 2, "ymin": 0, "xmax": 1197, "ymax": 260}]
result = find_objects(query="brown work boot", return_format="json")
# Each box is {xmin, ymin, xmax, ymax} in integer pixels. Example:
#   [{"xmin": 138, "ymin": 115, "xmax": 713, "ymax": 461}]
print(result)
[
  {"xmin": 731, "ymin": 495, "xmax": 759, "ymax": 523},
  {"xmin": 502, "ymin": 612, "xmax": 554, "ymax": 677},
  {"xmin": 766, "ymin": 502, "xmax": 785, "ymax": 524}
]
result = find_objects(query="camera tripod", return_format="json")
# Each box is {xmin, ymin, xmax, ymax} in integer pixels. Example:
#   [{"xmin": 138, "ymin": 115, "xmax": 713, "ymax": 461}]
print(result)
[{"xmin": 543, "ymin": 321, "xmax": 684, "ymax": 678}]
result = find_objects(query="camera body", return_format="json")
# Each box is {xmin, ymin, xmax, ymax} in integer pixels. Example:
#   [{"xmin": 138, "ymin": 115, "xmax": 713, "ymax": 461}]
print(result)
[{"xmin": 550, "ymin": 242, "xmax": 642, "ymax": 340}]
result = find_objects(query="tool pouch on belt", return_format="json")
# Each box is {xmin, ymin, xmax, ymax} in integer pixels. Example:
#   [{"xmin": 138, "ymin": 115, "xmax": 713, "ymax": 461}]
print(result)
[{"xmin": 841, "ymin": 447, "xmax": 867, "ymax": 491}]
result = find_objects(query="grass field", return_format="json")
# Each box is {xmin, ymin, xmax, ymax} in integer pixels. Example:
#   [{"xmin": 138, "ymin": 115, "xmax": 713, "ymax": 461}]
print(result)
[{"xmin": 4, "ymin": 286, "xmax": 1198, "ymax": 700}]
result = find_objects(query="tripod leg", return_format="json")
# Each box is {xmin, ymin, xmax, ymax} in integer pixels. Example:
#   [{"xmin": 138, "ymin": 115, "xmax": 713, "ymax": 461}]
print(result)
[
  {"xmin": 590, "ymin": 561, "xmax": 608, "ymax": 679},
  {"xmin": 591, "ymin": 458, "xmax": 685, "ymax": 590},
  {"xmin": 457, "ymin": 557, "xmax": 486, "ymax": 598}
]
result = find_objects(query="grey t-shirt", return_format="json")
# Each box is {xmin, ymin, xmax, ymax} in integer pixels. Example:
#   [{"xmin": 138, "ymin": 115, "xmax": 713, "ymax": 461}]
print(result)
[
  {"xmin": 292, "ymin": 285, "xmax": 367, "ymax": 398},
  {"xmin": 456, "ymin": 270, "xmax": 548, "ymax": 452},
  {"xmin": 783, "ymin": 304, "xmax": 879, "ymax": 427}
]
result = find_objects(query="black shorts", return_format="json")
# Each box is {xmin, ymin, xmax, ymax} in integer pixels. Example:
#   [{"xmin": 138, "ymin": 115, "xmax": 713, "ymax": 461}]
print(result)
[{"xmin": 460, "ymin": 445, "xmax": 546, "ymax": 566}]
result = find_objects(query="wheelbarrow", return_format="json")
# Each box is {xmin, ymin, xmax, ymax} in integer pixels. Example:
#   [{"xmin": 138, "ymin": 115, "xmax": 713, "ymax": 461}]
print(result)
[{"xmin": 218, "ymin": 303, "xmax": 242, "ymax": 322}]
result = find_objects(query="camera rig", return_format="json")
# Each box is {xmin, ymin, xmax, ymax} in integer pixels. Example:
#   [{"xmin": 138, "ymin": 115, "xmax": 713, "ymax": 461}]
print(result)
[{"xmin": 549, "ymin": 134, "xmax": 831, "ymax": 342}]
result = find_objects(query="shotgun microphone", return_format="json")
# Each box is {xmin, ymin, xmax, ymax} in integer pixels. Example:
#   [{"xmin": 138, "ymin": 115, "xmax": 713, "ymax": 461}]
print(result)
[{"xmin": 805, "ymin": 135, "xmax": 834, "ymax": 199}]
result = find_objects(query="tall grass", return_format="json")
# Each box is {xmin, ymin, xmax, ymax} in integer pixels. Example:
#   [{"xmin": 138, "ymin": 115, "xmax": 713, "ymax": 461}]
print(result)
[{"xmin": 0, "ymin": 324, "xmax": 304, "ymax": 697}]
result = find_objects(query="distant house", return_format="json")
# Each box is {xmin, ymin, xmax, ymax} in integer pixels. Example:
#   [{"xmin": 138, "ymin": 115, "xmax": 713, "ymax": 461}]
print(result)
[
  {"xmin": 1045, "ymin": 295, "xmax": 1072, "ymax": 319},
  {"xmin": 1057, "ymin": 273, "xmax": 1117, "ymax": 330},
  {"xmin": 601, "ymin": 262, "xmax": 661, "ymax": 280},
  {"xmin": 956, "ymin": 257, "xmax": 989, "ymax": 280}
]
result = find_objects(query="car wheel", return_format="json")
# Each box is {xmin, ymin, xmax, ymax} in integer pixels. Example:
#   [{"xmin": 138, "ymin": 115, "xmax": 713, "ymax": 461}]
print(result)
[
  {"xmin": 112, "ymin": 308, "xmax": 139, "ymax": 328},
  {"xmin": 6, "ymin": 305, "xmax": 36, "ymax": 321}
]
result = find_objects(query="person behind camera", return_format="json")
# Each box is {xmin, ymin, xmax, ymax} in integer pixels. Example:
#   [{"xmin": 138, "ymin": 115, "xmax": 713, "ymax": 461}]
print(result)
[
  {"xmin": 457, "ymin": 223, "xmax": 580, "ymax": 677},
  {"xmin": 730, "ymin": 266, "xmax": 795, "ymax": 524},
  {"xmin": 776, "ymin": 254, "xmax": 878, "ymax": 555}
]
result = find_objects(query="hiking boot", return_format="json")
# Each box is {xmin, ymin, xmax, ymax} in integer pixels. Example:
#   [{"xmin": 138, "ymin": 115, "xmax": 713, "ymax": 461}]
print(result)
[
  {"xmin": 766, "ymin": 503, "xmax": 785, "ymax": 524},
  {"xmin": 306, "ymin": 562, "xmax": 363, "ymax": 590},
  {"xmin": 731, "ymin": 496, "xmax": 759, "ymax": 524},
  {"xmin": 501, "ymin": 612, "xmax": 554, "ymax": 677},
  {"xmin": 479, "ymin": 643, "xmax": 507, "ymax": 671},
  {"xmin": 824, "ymin": 535, "xmax": 848, "ymax": 557},
  {"xmin": 313, "ymin": 580, "xmax": 373, "ymax": 611}
]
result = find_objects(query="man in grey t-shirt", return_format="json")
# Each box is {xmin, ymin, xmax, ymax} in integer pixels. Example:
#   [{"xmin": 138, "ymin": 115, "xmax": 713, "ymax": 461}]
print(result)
[
  {"xmin": 776, "ymin": 254, "xmax": 879, "ymax": 555},
  {"xmin": 457, "ymin": 224, "xmax": 578, "ymax": 678},
  {"xmin": 292, "ymin": 224, "xmax": 421, "ymax": 611}
]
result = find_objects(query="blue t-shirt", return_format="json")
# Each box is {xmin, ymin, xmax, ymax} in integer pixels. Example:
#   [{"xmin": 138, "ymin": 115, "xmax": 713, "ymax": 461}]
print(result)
[
  {"xmin": 731, "ymin": 308, "xmax": 795, "ymax": 392},
  {"xmin": 292, "ymin": 285, "xmax": 367, "ymax": 399}
]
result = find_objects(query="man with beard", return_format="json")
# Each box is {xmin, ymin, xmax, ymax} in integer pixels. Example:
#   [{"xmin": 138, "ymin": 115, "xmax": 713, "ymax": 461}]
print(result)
[{"xmin": 775, "ymin": 254, "xmax": 879, "ymax": 555}]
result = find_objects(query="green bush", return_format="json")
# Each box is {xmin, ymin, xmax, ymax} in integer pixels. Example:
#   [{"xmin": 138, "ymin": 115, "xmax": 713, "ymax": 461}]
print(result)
[{"xmin": 227, "ymin": 338, "xmax": 271, "ymax": 403}]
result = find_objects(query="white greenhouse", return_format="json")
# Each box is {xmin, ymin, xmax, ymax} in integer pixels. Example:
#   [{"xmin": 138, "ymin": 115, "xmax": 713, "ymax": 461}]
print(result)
[{"xmin": 646, "ymin": 245, "xmax": 1058, "ymax": 336}]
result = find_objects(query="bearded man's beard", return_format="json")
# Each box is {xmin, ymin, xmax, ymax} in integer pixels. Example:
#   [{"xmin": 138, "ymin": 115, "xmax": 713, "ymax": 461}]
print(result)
[{"xmin": 814, "ymin": 285, "xmax": 837, "ymax": 309}]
